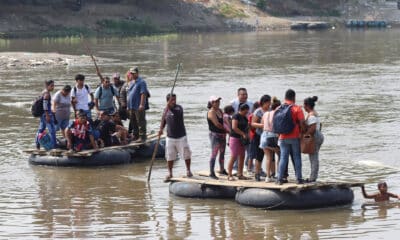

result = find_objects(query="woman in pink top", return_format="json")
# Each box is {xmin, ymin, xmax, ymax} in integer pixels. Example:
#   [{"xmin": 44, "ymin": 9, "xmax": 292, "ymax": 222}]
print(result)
[{"xmin": 259, "ymin": 97, "xmax": 281, "ymax": 182}]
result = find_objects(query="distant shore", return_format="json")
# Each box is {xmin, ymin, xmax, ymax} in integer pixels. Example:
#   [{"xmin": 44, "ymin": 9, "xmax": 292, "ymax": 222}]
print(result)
[{"xmin": 0, "ymin": 0, "xmax": 399, "ymax": 39}]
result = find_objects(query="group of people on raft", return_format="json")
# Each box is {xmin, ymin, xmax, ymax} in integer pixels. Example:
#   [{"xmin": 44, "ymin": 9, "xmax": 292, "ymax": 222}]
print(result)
[
  {"xmin": 34, "ymin": 67, "xmax": 324, "ymax": 185},
  {"xmin": 206, "ymin": 88, "xmax": 324, "ymax": 184},
  {"xmin": 35, "ymin": 66, "xmax": 150, "ymax": 152},
  {"xmin": 35, "ymin": 66, "xmax": 194, "ymax": 181}
]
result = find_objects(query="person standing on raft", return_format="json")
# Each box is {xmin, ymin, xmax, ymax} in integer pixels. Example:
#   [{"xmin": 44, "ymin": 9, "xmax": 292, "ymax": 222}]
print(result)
[
  {"xmin": 227, "ymin": 103, "xmax": 250, "ymax": 181},
  {"xmin": 276, "ymin": 89, "xmax": 305, "ymax": 185},
  {"xmin": 303, "ymin": 96, "xmax": 324, "ymax": 183},
  {"xmin": 127, "ymin": 66, "xmax": 149, "ymax": 143},
  {"xmin": 207, "ymin": 96, "xmax": 228, "ymax": 179},
  {"xmin": 159, "ymin": 93, "xmax": 193, "ymax": 182},
  {"xmin": 36, "ymin": 80, "xmax": 56, "ymax": 150}
]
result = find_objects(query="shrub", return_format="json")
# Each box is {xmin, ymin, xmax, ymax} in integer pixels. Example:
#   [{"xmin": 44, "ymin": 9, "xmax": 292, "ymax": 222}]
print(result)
[{"xmin": 256, "ymin": 0, "xmax": 266, "ymax": 10}]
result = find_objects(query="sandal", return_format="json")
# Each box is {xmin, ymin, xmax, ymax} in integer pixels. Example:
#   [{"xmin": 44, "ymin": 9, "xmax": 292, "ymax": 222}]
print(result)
[
  {"xmin": 186, "ymin": 171, "xmax": 193, "ymax": 178},
  {"xmin": 163, "ymin": 175, "xmax": 172, "ymax": 183},
  {"xmin": 219, "ymin": 169, "xmax": 228, "ymax": 175},
  {"xmin": 237, "ymin": 175, "xmax": 250, "ymax": 180},
  {"xmin": 227, "ymin": 176, "xmax": 235, "ymax": 181}
]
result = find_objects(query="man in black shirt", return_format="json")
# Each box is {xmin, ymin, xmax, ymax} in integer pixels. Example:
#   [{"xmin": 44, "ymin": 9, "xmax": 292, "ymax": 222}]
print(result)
[
  {"xmin": 159, "ymin": 93, "xmax": 193, "ymax": 181},
  {"xmin": 93, "ymin": 110, "xmax": 116, "ymax": 147}
]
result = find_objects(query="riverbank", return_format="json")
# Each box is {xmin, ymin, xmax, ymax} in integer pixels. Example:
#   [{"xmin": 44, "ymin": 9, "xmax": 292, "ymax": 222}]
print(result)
[{"xmin": 0, "ymin": 0, "xmax": 400, "ymax": 38}]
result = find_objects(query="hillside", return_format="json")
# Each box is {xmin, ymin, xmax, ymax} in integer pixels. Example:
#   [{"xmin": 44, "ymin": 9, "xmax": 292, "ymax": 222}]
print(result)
[{"xmin": 0, "ymin": 0, "xmax": 399, "ymax": 38}]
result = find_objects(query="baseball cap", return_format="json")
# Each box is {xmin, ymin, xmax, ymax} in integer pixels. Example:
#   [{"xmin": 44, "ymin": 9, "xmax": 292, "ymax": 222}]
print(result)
[
  {"xmin": 129, "ymin": 66, "xmax": 139, "ymax": 74},
  {"xmin": 112, "ymin": 73, "xmax": 120, "ymax": 79},
  {"xmin": 209, "ymin": 96, "xmax": 222, "ymax": 102}
]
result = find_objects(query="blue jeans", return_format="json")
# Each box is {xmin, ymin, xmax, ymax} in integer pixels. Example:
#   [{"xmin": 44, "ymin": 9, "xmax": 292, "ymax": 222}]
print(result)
[
  {"xmin": 36, "ymin": 113, "xmax": 57, "ymax": 149},
  {"xmin": 278, "ymin": 138, "xmax": 302, "ymax": 181}
]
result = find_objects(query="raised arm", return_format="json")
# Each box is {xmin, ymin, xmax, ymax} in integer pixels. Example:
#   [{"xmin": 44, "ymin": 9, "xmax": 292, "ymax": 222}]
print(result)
[
  {"xmin": 388, "ymin": 192, "xmax": 400, "ymax": 200},
  {"xmin": 361, "ymin": 185, "xmax": 378, "ymax": 199}
]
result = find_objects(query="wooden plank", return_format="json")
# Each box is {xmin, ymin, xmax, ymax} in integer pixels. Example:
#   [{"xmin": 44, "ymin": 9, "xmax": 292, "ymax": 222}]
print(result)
[
  {"xmin": 61, "ymin": 133, "xmax": 164, "ymax": 157},
  {"xmin": 170, "ymin": 172, "xmax": 364, "ymax": 192},
  {"xmin": 24, "ymin": 149, "xmax": 48, "ymax": 155},
  {"xmin": 49, "ymin": 149, "xmax": 65, "ymax": 157},
  {"xmin": 23, "ymin": 149, "xmax": 40, "ymax": 154},
  {"xmin": 24, "ymin": 132, "xmax": 162, "ymax": 156}
]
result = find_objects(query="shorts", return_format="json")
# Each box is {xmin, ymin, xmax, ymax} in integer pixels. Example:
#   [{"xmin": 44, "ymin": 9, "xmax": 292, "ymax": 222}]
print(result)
[
  {"xmin": 259, "ymin": 131, "xmax": 279, "ymax": 149},
  {"xmin": 166, "ymin": 136, "xmax": 192, "ymax": 161},
  {"xmin": 55, "ymin": 118, "xmax": 69, "ymax": 131},
  {"xmin": 229, "ymin": 136, "xmax": 246, "ymax": 158}
]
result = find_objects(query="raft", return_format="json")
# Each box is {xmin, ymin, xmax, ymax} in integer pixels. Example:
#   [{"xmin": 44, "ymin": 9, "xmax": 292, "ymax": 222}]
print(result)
[
  {"xmin": 168, "ymin": 171, "xmax": 362, "ymax": 210},
  {"xmin": 169, "ymin": 181, "xmax": 237, "ymax": 199},
  {"xmin": 25, "ymin": 134, "xmax": 166, "ymax": 167},
  {"xmin": 291, "ymin": 22, "xmax": 331, "ymax": 31},
  {"xmin": 236, "ymin": 186, "xmax": 354, "ymax": 210}
]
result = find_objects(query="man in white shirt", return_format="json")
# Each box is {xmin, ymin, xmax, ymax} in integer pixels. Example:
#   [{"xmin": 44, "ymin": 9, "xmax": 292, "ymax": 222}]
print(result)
[
  {"xmin": 230, "ymin": 87, "xmax": 254, "ymax": 114},
  {"xmin": 71, "ymin": 74, "xmax": 94, "ymax": 120}
]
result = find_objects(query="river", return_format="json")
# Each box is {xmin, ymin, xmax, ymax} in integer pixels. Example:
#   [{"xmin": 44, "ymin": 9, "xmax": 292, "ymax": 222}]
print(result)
[{"xmin": 0, "ymin": 29, "xmax": 400, "ymax": 239}]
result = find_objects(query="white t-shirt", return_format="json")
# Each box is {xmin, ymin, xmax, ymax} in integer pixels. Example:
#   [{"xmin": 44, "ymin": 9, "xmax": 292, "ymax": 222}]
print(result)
[
  {"xmin": 71, "ymin": 84, "xmax": 92, "ymax": 111},
  {"xmin": 230, "ymin": 99, "xmax": 254, "ymax": 114},
  {"xmin": 306, "ymin": 115, "xmax": 321, "ymax": 132}
]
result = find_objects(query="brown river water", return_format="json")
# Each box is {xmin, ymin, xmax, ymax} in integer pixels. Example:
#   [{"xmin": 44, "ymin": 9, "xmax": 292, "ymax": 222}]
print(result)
[{"xmin": 0, "ymin": 30, "xmax": 400, "ymax": 239}]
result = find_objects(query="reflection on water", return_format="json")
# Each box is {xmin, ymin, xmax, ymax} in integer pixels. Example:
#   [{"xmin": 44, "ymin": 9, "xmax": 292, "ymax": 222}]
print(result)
[{"xmin": 1, "ymin": 30, "xmax": 400, "ymax": 238}]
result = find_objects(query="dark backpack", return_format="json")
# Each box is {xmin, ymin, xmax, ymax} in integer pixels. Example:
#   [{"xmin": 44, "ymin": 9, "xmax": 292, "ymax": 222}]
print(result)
[
  {"xmin": 73, "ymin": 84, "xmax": 90, "ymax": 96},
  {"xmin": 97, "ymin": 85, "xmax": 115, "ymax": 99},
  {"xmin": 272, "ymin": 104, "xmax": 295, "ymax": 134},
  {"xmin": 31, "ymin": 95, "xmax": 44, "ymax": 117}
]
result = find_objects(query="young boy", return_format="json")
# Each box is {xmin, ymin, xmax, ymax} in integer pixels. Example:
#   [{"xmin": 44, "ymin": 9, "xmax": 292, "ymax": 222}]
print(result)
[{"xmin": 361, "ymin": 182, "xmax": 400, "ymax": 202}]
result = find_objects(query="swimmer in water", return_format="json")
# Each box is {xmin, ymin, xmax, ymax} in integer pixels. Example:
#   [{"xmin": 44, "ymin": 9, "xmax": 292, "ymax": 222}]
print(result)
[{"xmin": 361, "ymin": 182, "xmax": 400, "ymax": 202}]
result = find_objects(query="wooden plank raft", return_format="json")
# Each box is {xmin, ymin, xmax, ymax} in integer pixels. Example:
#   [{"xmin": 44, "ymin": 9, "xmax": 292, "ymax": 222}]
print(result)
[
  {"xmin": 24, "ymin": 133, "xmax": 163, "ymax": 157},
  {"xmin": 168, "ymin": 171, "xmax": 364, "ymax": 192}
]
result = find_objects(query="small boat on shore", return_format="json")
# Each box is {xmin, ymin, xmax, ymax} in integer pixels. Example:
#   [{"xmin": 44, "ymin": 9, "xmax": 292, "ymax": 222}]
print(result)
[
  {"xmin": 24, "ymin": 133, "xmax": 166, "ymax": 167},
  {"xmin": 290, "ymin": 22, "xmax": 331, "ymax": 31},
  {"xmin": 168, "ymin": 171, "xmax": 363, "ymax": 210}
]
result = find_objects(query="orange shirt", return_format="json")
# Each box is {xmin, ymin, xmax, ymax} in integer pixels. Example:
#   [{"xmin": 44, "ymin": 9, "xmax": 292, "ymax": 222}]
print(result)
[{"xmin": 279, "ymin": 100, "xmax": 304, "ymax": 140}]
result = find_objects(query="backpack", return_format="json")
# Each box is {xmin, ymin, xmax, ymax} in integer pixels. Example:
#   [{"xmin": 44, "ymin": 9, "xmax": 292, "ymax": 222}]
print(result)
[
  {"xmin": 31, "ymin": 95, "xmax": 44, "ymax": 117},
  {"xmin": 98, "ymin": 85, "xmax": 115, "ymax": 99},
  {"xmin": 272, "ymin": 104, "xmax": 295, "ymax": 134},
  {"xmin": 73, "ymin": 84, "xmax": 90, "ymax": 96}
]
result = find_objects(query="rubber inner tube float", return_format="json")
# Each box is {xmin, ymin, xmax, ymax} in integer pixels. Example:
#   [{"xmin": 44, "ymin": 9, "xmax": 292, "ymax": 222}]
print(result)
[{"xmin": 235, "ymin": 186, "xmax": 354, "ymax": 210}]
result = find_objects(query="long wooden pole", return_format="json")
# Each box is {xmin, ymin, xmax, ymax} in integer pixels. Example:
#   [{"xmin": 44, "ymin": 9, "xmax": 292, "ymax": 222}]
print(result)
[
  {"xmin": 81, "ymin": 34, "xmax": 103, "ymax": 82},
  {"xmin": 147, "ymin": 63, "xmax": 181, "ymax": 182}
]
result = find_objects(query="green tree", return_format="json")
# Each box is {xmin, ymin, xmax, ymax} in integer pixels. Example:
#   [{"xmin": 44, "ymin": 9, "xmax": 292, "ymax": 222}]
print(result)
[{"xmin": 256, "ymin": 0, "xmax": 266, "ymax": 10}]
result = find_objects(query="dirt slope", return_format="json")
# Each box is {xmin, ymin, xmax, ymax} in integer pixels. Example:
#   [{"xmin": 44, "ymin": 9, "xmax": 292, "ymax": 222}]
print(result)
[{"xmin": 0, "ymin": 0, "xmax": 399, "ymax": 38}]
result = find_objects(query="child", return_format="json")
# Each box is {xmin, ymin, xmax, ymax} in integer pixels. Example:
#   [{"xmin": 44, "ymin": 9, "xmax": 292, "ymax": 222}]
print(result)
[
  {"xmin": 223, "ymin": 105, "xmax": 235, "ymax": 133},
  {"xmin": 361, "ymin": 182, "xmax": 400, "ymax": 202}
]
